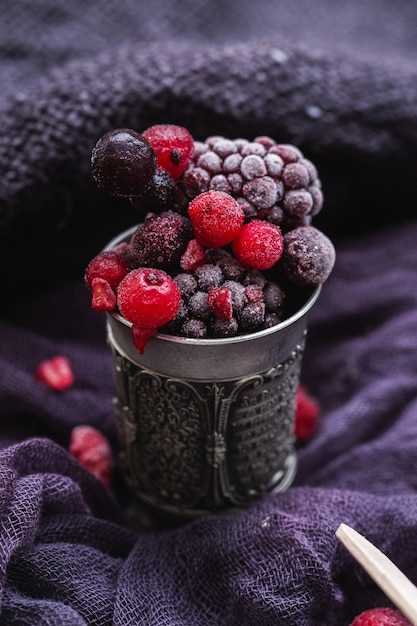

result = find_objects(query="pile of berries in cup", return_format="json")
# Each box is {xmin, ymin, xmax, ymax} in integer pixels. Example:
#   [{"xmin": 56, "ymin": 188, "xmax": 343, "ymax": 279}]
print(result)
[{"xmin": 85, "ymin": 124, "xmax": 335, "ymax": 354}]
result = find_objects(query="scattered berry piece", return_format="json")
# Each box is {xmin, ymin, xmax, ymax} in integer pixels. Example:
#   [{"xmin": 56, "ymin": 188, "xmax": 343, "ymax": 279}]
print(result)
[
  {"xmin": 35, "ymin": 356, "xmax": 74, "ymax": 392},
  {"xmin": 142, "ymin": 124, "xmax": 194, "ymax": 179},
  {"xmin": 69, "ymin": 425, "xmax": 114, "ymax": 487},
  {"xmin": 188, "ymin": 191, "xmax": 244, "ymax": 248},
  {"xmin": 207, "ymin": 287, "xmax": 233, "ymax": 320},
  {"xmin": 349, "ymin": 608, "xmax": 412, "ymax": 625},
  {"xmin": 91, "ymin": 128, "xmax": 157, "ymax": 197},
  {"xmin": 294, "ymin": 385, "xmax": 320, "ymax": 442},
  {"xmin": 232, "ymin": 220, "xmax": 284, "ymax": 270}
]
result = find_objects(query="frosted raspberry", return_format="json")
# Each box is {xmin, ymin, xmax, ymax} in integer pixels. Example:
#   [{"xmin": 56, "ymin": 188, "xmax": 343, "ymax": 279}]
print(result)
[
  {"xmin": 207, "ymin": 287, "xmax": 233, "ymax": 320},
  {"xmin": 91, "ymin": 128, "xmax": 157, "ymax": 197},
  {"xmin": 130, "ymin": 210, "xmax": 192, "ymax": 271},
  {"xmin": 294, "ymin": 385, "xmax": 320, "ymax": 442},
  {"xmin": 188, "ymin": 190, "xmax": 244, "ymax": 248},
  {"xmin": 232, "ymin": 220, "xmax": 284, "ymax": 270},
  {"xmin": 142, "ymin": 123, "xmax": 194, "ymax": 179},
  {"xmin": 69, "ymin": 425, "xmax": 114, "ymax": 487},
  {"xmin": 280, "ymin": 225, "xmax": 336, "ymax": 286},
  {"xmin": 117, "ymin": 268, "xmax": 181, "ymax": 353},
  {"xmin": 35, "ymin": 356, "xmax": 74, "ymax": 392},
  {"xmin": 350, "ymin": 608, "xmax": 412, "ymax": 626}
]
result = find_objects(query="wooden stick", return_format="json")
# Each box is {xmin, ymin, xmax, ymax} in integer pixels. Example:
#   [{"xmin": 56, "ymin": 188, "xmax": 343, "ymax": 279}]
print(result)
[{"xmin": 336, "ymin": 523, "xmax": 417, "ymax": 625}]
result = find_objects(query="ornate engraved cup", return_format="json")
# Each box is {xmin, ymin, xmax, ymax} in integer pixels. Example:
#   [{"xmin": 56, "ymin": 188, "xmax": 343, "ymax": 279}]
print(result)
[{"xmin": 104, "ymin": 228, "xmax": 321, "ymax": 521}]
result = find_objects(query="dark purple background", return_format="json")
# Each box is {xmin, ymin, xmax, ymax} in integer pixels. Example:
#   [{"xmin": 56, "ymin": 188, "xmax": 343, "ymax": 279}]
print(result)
[{"xmin": 1, "ymin": 2, "xmax": 417, "ymax": 624}]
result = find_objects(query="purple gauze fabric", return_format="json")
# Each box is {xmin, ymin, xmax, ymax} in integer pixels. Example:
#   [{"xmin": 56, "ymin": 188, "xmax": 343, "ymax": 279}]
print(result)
[{"xmin": 1, "ymin": 2, "xmax": 417, "ymax": 625}]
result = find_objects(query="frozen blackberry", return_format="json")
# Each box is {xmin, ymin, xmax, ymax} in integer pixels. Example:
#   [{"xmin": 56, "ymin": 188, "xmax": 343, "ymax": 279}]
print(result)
[
  {"xmin": 130, "ymin": 167, "xmax": 176, "ymax": 213},
  {"xmin": 263, "ymin": 281, "xmax": 286, "ymax": 313},
  {"xmin": 91, "ymin": 129, "xmax": 157, "ymax": 197},
  {"xmin": 174, "ymin": 272, "xmax": 198, "ymax": 299},
  {"xmin": 130, "ymin": 210, "xmax": 192, "ymax": 271},
  {"xmin": 182, "ymin": 135, "xmax": 323, "ymax": 232},
  {"xmin": 205, "ymin": 248, "xmax": 245, "ymax": 281},
  {"xmin": 188, "ymin": 291, "xmax": 211, "ymax": 320},
  {"xmin": 194, "ymin": 263, "xmax": 224, "ymax": 291},
  {"xmin": 181, "ymin": 318, "xmax": 208, "ymax": 339},
  {"xmin": 239, "ymin": 301, "xmax": 266, "ymax": 331},
  {"xmin": 209, "ymin": 317, "xmax": 239, "ymax": 338}
]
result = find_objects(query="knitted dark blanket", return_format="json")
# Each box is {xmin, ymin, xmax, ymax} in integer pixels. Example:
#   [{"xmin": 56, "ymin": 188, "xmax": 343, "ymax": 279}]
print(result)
[{"xmin": 2, "ymin": 2, "xmax": 417, "ymax": 624}]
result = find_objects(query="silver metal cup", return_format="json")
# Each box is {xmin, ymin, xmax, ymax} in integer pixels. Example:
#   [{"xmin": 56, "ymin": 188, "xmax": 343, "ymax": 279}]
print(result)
[{"xmin": 104, "ymin": 227, "xmax": 321, "ymax": 521}]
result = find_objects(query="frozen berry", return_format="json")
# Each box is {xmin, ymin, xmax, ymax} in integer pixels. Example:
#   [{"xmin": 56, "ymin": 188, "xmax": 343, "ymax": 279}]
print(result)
[
  {"xmin": 180, "ymin": 239, "xmax": 206, "ymax": 271},
  {"xmin": 280, "ymin": 225, "xmax": 336, "ymax": 286},
  {"xmin": 117, "ymin": 268, "xmax": 181, "ymax": 353},
  {"xmin": 188, "ymin": 190, "xmax": 244, "ymax": 248},
  {"xmin": 130, "ymin": 167, "xmax": 176, "ymax": 212},
  {"xmin": 90, "ymin": 277, "xmax": 117, "ymax": 311},
  {"xmin": 85, "ymin": 250, "xmax": 130, "ymax": 310},
  {"xmin": 91, "ymin": 128, "xmax": 157, "ymax": 197},
  {"xmin": 294, "ymin": 385, "xmax": 320, "ymax": 442},
  {"xmin": 142, "ymin": 123, "xmax": 194, "ymax": 179},
  {"xmin": 232, "ymin": 220, "xmax": 284, "ymax": 270},
  {"xmin": 69, "ymin": 425, "xmax": 114, "ymax": 487},
  {"xmin": 207, "ymin": 287, "xmax": 233, "ymax": 320},
  {"xmin": 130, "ymin": 210, "xmax": 192, "ymax": 271},
  {"xmin": 181, "ymin": 318, "xmax": 208, "ymax": 338},
  {"xmin": 350, "ymin": 608, "xmax": 412, "ymax": 625},
  {"xmin": 35, "ymin": 355, "xmax": 74, "ymax": 392}
]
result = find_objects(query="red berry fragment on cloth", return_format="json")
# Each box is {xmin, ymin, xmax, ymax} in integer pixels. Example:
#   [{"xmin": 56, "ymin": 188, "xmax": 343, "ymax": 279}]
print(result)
[
  {"xmin": 35, "ymin": 356, "xmax": 74, "ymax": 392},
  {"xmin": 350, "ymin": 607, "xmax": 413, "ymax": 625},
  {"xmin": 294, "ymin": 385, "xmax": 320, "ymax": 442},
  {"xmin": 69, "ymin": 425, "xmax": 114, "ymax": 487}
]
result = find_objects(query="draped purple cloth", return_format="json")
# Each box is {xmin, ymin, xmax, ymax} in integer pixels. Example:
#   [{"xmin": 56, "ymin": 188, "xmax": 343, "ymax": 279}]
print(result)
[{"xmin": 1, "ymin": 2, "xmax": 417, "ymax": 624}]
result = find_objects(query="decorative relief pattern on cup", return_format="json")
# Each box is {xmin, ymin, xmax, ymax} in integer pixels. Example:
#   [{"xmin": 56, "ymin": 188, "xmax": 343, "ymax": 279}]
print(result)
[{"xmin": 111, "ymin": 334, "xmax": 305, "ymax": 515}]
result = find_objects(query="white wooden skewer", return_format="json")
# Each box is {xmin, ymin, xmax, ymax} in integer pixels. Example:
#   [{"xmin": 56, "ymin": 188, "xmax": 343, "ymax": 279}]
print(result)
[{"xmin": 336, "ymin": 523, "xmax": 417, "ymax": 626}]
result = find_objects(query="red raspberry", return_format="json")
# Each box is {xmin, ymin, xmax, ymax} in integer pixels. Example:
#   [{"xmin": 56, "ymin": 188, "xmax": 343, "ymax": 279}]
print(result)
[
  {"xmin": 207, "ymin": 287, "xmax": 233, "ymax": 320},
  {"xmin": 294, "ymin": 385, "xmax": 320, "ymax": 442},
  {"xmin": 117, "ymin": 268, "xmax": 181, "ymax": 353},
  {"xmin": 188, "ymin": 190, "xmax": 244, "ymax": 248},
  {"xmin": 180, "ymin": 238, "xmax": 206, "ymax": 271},
  {"xmin": 350, "ymin": 608, "xmax": 412, "ymax": 625},
  {"xmin": 231, "ymin": 220, "xmax": 283, "ymax": 270},
  {"xmin": 85, "ymin": 250, "xmax": 130, "ymax": 311},
  {"xmin": 69, "ymin": 425, "xmax": 114, "ymax": 487},
  {"xmin": 35, "ymin": 355, "xmax": 74, "ymax": 392},
  {"xmin": 142, "ymin": 123, "xmax": 194, "ymax": 179}
]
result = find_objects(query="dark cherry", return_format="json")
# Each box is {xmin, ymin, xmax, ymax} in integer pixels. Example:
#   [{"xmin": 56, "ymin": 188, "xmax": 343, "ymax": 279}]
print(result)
[{"xmin": 91, "ymin": 128, "xmax": 157, "ymax": 197}]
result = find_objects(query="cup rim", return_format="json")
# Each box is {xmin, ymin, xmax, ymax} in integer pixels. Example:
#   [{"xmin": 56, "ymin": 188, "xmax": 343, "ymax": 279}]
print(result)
[{"xmin": 105, "ymin": 225, "xmax": 322, "ymax": 347}]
